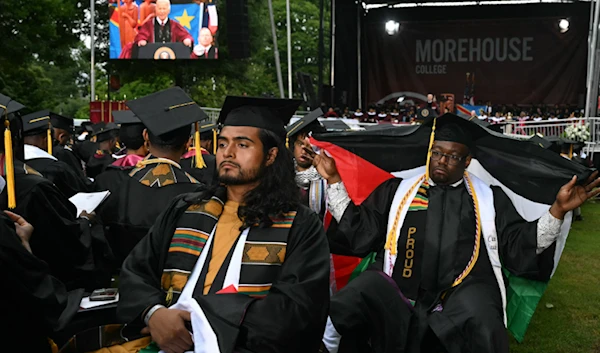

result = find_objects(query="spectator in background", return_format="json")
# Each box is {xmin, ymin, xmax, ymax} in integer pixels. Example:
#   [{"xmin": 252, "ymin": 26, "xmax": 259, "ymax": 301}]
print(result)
[
  {"xmin": 367, "ymin": 106, "xmax": 377, "ymax": 122},
  {"xmin": 342, "ymin": 107, "xmax": 352, "ymax": 118},
  {"xmin": 389, "ymin": 108, "xmax": 401, "ymax": 123},
  {"xmin": 353, "ymin": 108, "xmax": 364, "ymax": 121},
  {"xmin": 324, "ymin": 107, "xmax": 339, "ymax": 118}
]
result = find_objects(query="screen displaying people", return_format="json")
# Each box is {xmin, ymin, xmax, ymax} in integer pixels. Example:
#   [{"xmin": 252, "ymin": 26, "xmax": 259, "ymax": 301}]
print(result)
[{"xmin": 109, "ymin": 0, "xmax": 219, "ymax": 60}]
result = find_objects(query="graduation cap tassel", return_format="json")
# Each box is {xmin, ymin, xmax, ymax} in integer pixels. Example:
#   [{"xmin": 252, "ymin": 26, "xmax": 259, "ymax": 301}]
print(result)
[
  {"xmin": 47, "ymin": 126, "xmax": 53, "ymax": 154},
  {"xmin": 424, "ymin": 117, "xmax": 437, "ymax": 181},
  {"xmin": 212, "ymin": 128, "xmax": 217, "ymax": 155},
  {"xmin": 286, "ymin": 136, "xmax": 289, "ymax": 149},
  {"xmin": 194, "ymin": 122, "xmax": 206, "ymax": 169},
  {"xmin": 4, "ymin": 119, "xmax": 16, "ymax": 209}
]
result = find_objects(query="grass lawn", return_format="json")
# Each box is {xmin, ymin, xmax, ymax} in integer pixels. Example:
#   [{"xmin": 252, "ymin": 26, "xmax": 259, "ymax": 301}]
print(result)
[{"xmin": 510, "ymin": 201, "xmax": 600, "ymax": 353}]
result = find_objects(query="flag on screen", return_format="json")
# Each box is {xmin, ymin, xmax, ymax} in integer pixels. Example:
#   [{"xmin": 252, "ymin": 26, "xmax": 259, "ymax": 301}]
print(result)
[{"xmin": 109, "ymin": 6, "xmax": 122, "ymax": 59}]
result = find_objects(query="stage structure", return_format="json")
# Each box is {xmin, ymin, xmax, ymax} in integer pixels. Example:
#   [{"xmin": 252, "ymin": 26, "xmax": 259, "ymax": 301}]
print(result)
[{"xmin": 333, "ymin": 0, "xmax": 599, "ymax": 116}]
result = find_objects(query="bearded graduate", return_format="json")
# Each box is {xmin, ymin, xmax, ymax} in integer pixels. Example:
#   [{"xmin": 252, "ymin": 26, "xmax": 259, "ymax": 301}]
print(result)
[
  {"xmin": 311, "ymin": 115, "xmax": 600, "ymax": 353},
  {"xmin": 60, "ymin": 95, "xmax": 330, "ymax": 353}
]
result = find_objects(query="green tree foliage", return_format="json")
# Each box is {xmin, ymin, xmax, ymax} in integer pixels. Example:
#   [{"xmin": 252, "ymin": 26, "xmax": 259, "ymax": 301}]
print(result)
[{"xmin": 0, "ymin": 0, "xmax": 87, "ymax": 111}]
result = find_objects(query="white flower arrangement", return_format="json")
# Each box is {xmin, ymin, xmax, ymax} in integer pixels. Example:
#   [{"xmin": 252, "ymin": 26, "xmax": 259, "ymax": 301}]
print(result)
[{"xmin": 563, "ymin": 123, "xmax": 591, "ymax": 142}]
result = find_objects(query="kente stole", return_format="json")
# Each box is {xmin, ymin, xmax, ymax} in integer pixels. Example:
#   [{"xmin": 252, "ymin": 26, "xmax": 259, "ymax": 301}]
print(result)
[
  {"xmin": 393, "ymin": 180, "xmax": 429, "ymax": 304},
  {"xmin": 161, "ymin": 196, "xmax": 296, "ymax": 305}
]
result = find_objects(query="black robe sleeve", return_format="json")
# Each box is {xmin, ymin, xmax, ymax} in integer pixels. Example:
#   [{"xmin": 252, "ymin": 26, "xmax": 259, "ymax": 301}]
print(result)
[
  {"xmin": 492, "ymin": 186, "xmax": 556, "ymax": 281},
  {"xmin": 195, "ymin": 206, "xmax": 330, "ymax": 353},
  {"xmin": 0, "ymin": 212, "xmax": 83, "ymax": 351},
  {"xmin": 327, "ymin": 178, "xmax": 402, "ymax": 257},
  {"xmin": 17, "ymin": 179, "xmax": 96, "ymax": 289},
  {"xmin": 117, "ymin": 196, "xmax": 187, "ymax": 326}
]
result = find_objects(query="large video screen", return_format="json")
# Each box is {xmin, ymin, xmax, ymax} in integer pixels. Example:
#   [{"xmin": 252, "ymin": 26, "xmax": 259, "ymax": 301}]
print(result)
[{"xmin": 109, "ymin": 0, "xmax": 219, "ymax": 60}]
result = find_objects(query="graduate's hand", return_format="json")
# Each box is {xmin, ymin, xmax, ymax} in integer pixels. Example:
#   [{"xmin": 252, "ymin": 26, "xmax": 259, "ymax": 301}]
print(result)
[
  {"xmin": 5, "ymin": 211, "xmax": 34, "ymax": 254},
  {"xmin": 79, "ymin": 211, "xmax": 97, "ymax": 224},
  {"xmin": 550, "ymin": 171, "xmax": 600, "ymax": 219},
  {"xmin": 183, "ymin": 38, "xmax": 192, "ymax": 47},
  {"xmin": 303, "ymin": 146, "xmax": 342, "ymax": 184},
  {"xmin": 147, "ymin": 308, "xmax": 193, "ymax": 353},
  {"xmin": 138, "ymin": 40, "xmax": 148, "ymax": 47}
]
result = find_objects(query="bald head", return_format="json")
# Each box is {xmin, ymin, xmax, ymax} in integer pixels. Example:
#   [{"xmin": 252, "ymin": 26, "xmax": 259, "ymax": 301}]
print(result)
[
  {"xmin": 199, "ymin": 27, "xmax": 213, "ymax": 47},
  {"xmin": 156, "ymin": 0, "xmax": 171, "ymax": 21}
]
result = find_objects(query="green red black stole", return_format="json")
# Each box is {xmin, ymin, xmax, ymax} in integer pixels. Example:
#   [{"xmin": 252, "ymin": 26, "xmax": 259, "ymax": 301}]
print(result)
[{"xmin": 161, "ymin": 192, "xmax": 297, "ymax": 305}]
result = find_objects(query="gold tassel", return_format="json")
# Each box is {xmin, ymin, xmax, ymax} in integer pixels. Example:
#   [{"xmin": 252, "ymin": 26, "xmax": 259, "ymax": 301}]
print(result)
[
  {"xmin": 424, "ymin": 118, "xmax": 437, "ymax": 181},
  {"xmin": 47, "ymin": 126, "xmax": 52, "ymax": 154},
  {"xmin": 165, "ymin": 286, "xmax": 173, "ymax": 306},
  {"xmin": 4, "ymin": 120, "xmax": 16, "ymax": 209},
  {"xmin": 212, "ymin": 128, "xmax": 217, "ymax": 155},
  {"xmin": 194, "ymin": 122, "xmax": 206, "ymax": 169},
  {"xmin": 286, "ymin": 136, "xmax": 289, "ymax": 149},
  {"xmin": 569, "ymin": 144, "xmax": 573, "ymax": 159}
]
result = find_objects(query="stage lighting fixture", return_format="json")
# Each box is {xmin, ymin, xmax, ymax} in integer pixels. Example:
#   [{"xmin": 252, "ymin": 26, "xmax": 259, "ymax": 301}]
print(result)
[
  {"xmin": 559, "ymin": 19, "xmax": 569, "ymax": 33},
  {"xmin": 385, "ymin": 20, "xmax": 399, "ymax": 35},
  {"xmin": 397, "ymin": 96, "xmax": 405, "ymax": 103}
]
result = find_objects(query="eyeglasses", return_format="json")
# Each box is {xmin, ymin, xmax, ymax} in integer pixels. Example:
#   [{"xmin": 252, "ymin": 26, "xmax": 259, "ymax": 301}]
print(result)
[{"xmin": 430, "ymin": 150, "xmax": 467, "ymax": 165}]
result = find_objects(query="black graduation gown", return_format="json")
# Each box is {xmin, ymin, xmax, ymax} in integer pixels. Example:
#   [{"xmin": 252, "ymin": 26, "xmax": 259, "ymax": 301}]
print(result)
[
  {"xmin": 54, "ymin": 144, "xmax": 85, "ymax": 176},
  {"xmin": 117, "ymin": 195, "xmax": 330, "ymax": 353},
  {"xmin": 26, "ymin": 157, "xmax": 91, "ymax": 198},
  {"xmin": 86, "ymin": 150, "xmax": 116, "ymax": 179},
  {"xmin": 327, "ymin": 178, "xmax": 556, "ymax": 353},
  {"xmin": 180, "ymin": 153, "xmax": 217, "ymax": 186},
  {"xmin": 73, "ymin": 139, "xmax": 97, "ymax": 165},
  {"xmin": 93, "ymin": 165, "xmax": 132, "ymax": 194},
  {"xmin": 96, "ymin": 159, "xmax": 204, "ymax": 268},
  {"xmin": 0, "ymin": 160, "xmax": 111, "ymax": 291},
  {"xmin": 0, "ymin": 212, "xmax": 84, "ymax": 353}
]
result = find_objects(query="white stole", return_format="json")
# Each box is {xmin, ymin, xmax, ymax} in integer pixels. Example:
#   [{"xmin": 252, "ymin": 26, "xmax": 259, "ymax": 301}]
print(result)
[{"xmin": 160, "ymin": 226, "xmax": 250, "ymax": 353}]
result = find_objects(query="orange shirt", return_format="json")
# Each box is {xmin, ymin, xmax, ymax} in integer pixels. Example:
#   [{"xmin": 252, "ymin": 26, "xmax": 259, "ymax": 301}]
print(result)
[{"xmin": 203, "ymin": 201, "xmax": 243, "ymax": 294}]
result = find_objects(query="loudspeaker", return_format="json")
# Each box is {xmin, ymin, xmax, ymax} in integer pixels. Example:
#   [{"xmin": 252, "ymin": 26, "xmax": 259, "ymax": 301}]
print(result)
[{"xmin": 227, "ymin": 0, "xmax": 250, "ymax": 59}]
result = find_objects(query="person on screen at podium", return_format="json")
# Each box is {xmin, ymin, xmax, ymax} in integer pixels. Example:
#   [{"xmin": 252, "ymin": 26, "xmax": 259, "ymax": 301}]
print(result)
[
  {"xmin": 120, "ymin": 0, "xmax": 193, "ymax": 58},
  {"xmin": 192, "ymin": 27, "xmax": 218, "ymax": 59}
]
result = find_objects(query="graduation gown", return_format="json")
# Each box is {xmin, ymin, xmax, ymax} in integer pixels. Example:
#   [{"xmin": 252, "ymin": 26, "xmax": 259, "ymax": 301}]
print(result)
[
  {"xmin": 0, "ymin": 160, "xmax": 110, "ymax": 291},
  {"xmin": 26, "ymin": 156, "xmax": 91, "ymax": 197},
  {"xmin": 73, "ymin": 139, "xmax": 97, "ymax": 167},
  {"xmin": 180, "ymin": 153, "xmax": 217, "ymax": 186},
  {"xmin": 0, "ymin": 212, "xmax": 84, "ymax": 353},
  {"xmin": 96, "ymin": 155, "xmax": 204, "ymax": 268},
  {"xmin": 53, "ymin": 143, "xmax": 85, "ymax": 176},
  {"xmin": 117, "ymin": 192, "xmax": 330, "ymax": 353},
  {"xmin": 86, "ymin": 150, "xmax": 116, "ymax": 179},
  {"xmin": 327, "ymin": 178, "xmax": 555, "ymax": 353}
]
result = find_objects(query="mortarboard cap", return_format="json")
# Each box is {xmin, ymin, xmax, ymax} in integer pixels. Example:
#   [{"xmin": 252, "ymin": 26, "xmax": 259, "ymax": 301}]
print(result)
[
  {"xmin": 92, "ymin": 122, "xmax": 120, "ymax": 143},
  {"xmin": 0, "ymin": 93, "xmax": 26, "ymax": 116},
  {"xmin": 286, "ymin": 108, "xmax": 323, "ymax": 138},
  {"xmin": 218, "ymin": 96, "xmax": 303, "ymax": 140},
  {"xmin": 125, "ymin": 87, "xmax": 208, "ymax": 137},
  {"xmin": 421, "ymin": 113, "xmax": 487, "ymax": 149},
  {"xmin": 112, "ymin": 110, "xmax": 141, "ymax": 125},
  {"xmin": 199, "ymin": 122, "xmax": 217, "ymax": 134},
  {"xmin": 50, "ymin": 113, "xmax": 74, "ymax": 132},
  {"xmin": 21, "ymin": 110, "xmax": 52, "ymax": 136},
  {"xmin": 527, "ymin": 134, "xmax": 552, "ymax": 149}
]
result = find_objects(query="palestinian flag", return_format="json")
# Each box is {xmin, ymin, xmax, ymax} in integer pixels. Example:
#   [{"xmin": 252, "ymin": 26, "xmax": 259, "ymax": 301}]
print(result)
[{"xmin": 310, "ymin": 116, "xmax": 594, "ymax": 342}]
